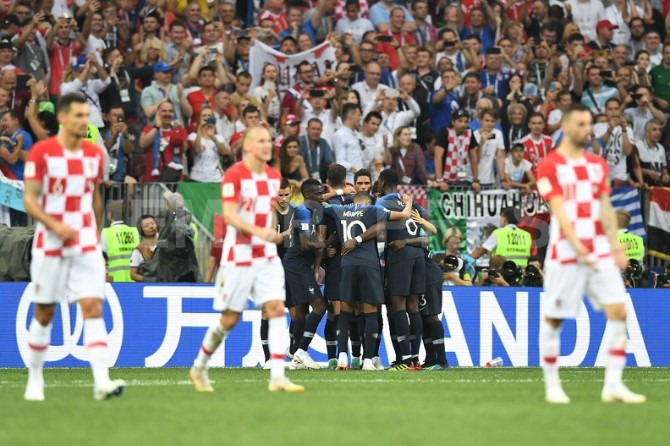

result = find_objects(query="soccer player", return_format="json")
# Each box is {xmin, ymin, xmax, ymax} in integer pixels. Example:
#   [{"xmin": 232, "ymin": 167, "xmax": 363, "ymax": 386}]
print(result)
[
  {"xmin": 284, "ymin": 179, "xmax": 327, "ymax": 370},
  {"xmin": 536, "ymin": 103, "xmax": 645, "ymax": 404},
  {"xmin": 377, "ymin": 169, "xmax": 430, "ymax": 370},
  {"xmin": 22, "ymin": 93, "xmax": 125, "ymax": 401},
  {"xmin": 326, "ymin": 191, "xmax": 412, "ymax": 370},
  {"xmin": 189, "ymin": 125, "xmax": 303, "ymax": 393}
]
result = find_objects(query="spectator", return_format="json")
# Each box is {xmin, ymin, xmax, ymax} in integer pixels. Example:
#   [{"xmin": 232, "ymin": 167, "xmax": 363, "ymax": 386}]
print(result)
[
  {"xmin": 624, "ymin": 85, "xmax": 666, "ymax": 144},
  {"xmin": 459, "ymin": 6, "xmax": 496, "ymax": 53},
  {"xmin": 282, "ymin": 60, "xmax": 316, "ymax": 115},
  {"xmin": 470, "ymin": 207, "xmax": 532, "ymax": 267},
  {"xmin": 503, "ymin": 103, "xmax": 530, "ymax": 149},
  {"xmin": 274, "ymin": 114, "xmax": 300, "ymax": 154},
  {"xmin": 299, "ymin": 118, "xmax": 335, "ymax": 182},
  {"xmin": 60, "ymin": 54, "xmax": 111, "ymax": 129},
  {"xmin": 273, "ymin": 136, "xmax": 309, "ymax": 187},
  {"xmin": 587, "ymin": 20, "xmax": 617, "ymax": 51},
  {"xmin": 480, "ymin": 49, "xmax": 511, "ymax": 99},
  {"xmin": 631, "ymin": 50, "xmax": 652, "ymax": 87},
  {"xmin": 566, "ymin": 0, "xmax": 604, "ymax": 42},
  {"xmin": 626, "ymin": 17, "xmax": 646, "ymax": 57},
  {"xmin": 581, "ymin": 65, "xmax": 619, "ymax": 116},
  {"xmin": 188, "ymin": 107, "xmax": 231, "ymax": 183},
  {"xmin": 103, "ymin": 104, "xmax": 135, "ymax": 184},
  {"xmin": 644, "ymin": 30, "xmax": 663, "ymax": 68},
  {"xmin": 83, "ymin": 9, "xmax": 108, "ymax": 65},
  {"xmin": 182, "ymin": 1, "xmax": 204, "ymax": 47},
  {"xmin": 182, "ymin": 66, "xmax": 219, "ymax": 126},
  {"xmin": 0, "ymin": 109, "xmax": 32, "ymax": 181},
  {"xmin": 458, "ymin": 72, "xmax": 484, "ymax": 120},
  {"xmin": 13, "ymin": 13, "xmax": 48, "ymax": 81},
  {"xmin": 139, "ymin": 101, "xmax": 187, "ymax": 182},
  {"xmin": 503, "ymin": 143, "xmax": 536, "ymax": 194},
  {"xmin": 297, "ymin": 88, "xmax": 339, "ymax": 143},
  {"xmin": 412, "ymin": 0, "xmax": 437, "ymax": 48},
  {"xmin": 130, "ymin": 214, "xmax": 159, "ymax": 283},
  {"xmin": 101, "ymin": 201, "xmax": 140, "ymax": 283},
  {"xmin": 196, "ymin": 21, "xmax": 225, "ymax": 65},
  {"xmin": 638, "ymin": 120, "xmax": 669, "ymax": 186},
  {"xmin": 335, "ymin": 0, "xmax": 375, "ymax": 45},
  {"xmin": 650, "ymin": 46, "xmax": 670, "ymax": 112},
  {"xmin": 389, "ymin": 126, "xmax": 427, "ymax": 185},
  {"xmin": 332, "ymin": 103, "xmax": 364, "ymax": 183},
  {"xmin": 359, "ymin": 111, "xmax": 391, "ymax": 180},
  {"xmin": 370, "ymin": 87, "xmax": 420, "ymax": 137},
  {"xmin": 519, "ymin": 113, "xmax": 552, "ymax": 177},
  {"xmin": 604, "ymin": 0, "xmax": 643, "ymax": 46},
  {"xmin": 213, "ymin": 90, "xmax": 235, "ymax": 146},
  {"xmin": 435, "ymin": 29, "xmax": 468, "ymax": 75},
  {"xmin": 252, "ymin": 64, "xmax": 281, "ymax": 129},
  {"xmin": 429, "ymin": 69, "xmax": 460, "ymax": 131},
  {"xmin": 165, "ymin": 20, "xmax": 193, "ymax": 85},
  {"xmin": 376, "ymin": 7, "xmax": 416, "ymax": 71},
  {"xmin": 368, "ymin": 0, "xmax": 415, "ymax": 33},
  {"xmin": 280, "ymin": 6, "xmax": 316, "ymax": 43},
  {"xmin": 431, "ymin": 109, "xmax": 473, "ymax": 189},
  {"xmin": 229, "ymin": 105, "xmax": 262, "ymax": 159},
  {"xmin": 352, "ymin": 62, "xmax": 389, "ymax": 113},
  {"xmin": 302, "ymin": 0, "xmax": 336, "ymax": 43},
  {"xmin": 469, "ymin": 108, "xmax": 505, "ymax": 191},
  {"xmin": 141, "ymin": 61, "xmax": 183, "ymax": 125},
  {"xmin": 46, "ymin": 17, "xmax": 87, "ymax": 100}
]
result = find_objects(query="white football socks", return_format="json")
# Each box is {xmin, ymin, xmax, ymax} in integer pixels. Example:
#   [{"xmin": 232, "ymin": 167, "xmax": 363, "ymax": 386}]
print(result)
[
  {"xmin": 27, "ymin": 318, "xmax": 52, "ymax": 387},
  {"xmin": 539, "ymin": 320, "xmax": 561, "ymax": 390},
  {"xmin": 268, "ymin": 317, "xmax": 289, "ymax": 380},
  {"xmin": 84, "ymin": 318, "xmax": 111, "ymax": 387},
  {"xmin": 194, "ymin": 321, "xmax": 228, "ymax": 368},
  {"xmin": 604, "ymin": 320, "xmax": 627, "ymax": 388}
]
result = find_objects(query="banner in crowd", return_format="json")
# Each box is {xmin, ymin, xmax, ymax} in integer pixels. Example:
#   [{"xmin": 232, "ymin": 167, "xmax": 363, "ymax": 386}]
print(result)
[
  {"xmin": 427, "ymin": 188, "xmax": 549, "ymax": 254},
  {"xmin": 611, "ymin": 187, "xmax": 646, "ymax": 239},
  {"xmin": 648, "ymin": 187, "xmax": 670, "ymax": 261},
  {"xmin": 0, "ymin": 283, "xmax": 667, "ymax": 368},
  {"xmin": 249, "ymin": 41, "xmax": 337, "ymax": 92},
  {"xmin": 0, "ymin": 177, "xmax": 24, "ymax": 212}
]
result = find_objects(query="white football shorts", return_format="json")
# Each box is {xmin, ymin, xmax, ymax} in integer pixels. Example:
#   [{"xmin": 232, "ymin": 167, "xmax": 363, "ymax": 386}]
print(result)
[
  {"xmin": 30, "ymin": 250, "xmax": 106, "ymax": 304},
  {"xmin": 214, "ymin": 256, "xmax": 286, "ymax": 313},
  {"xmin": 543, "ymin": 256, "xmax": 627, "ymax": 319}
]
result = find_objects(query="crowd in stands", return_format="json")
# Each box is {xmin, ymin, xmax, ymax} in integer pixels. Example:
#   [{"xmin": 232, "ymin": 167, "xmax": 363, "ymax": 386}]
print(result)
[{"xmin": 0, "ymin": 0, "xmax": 668, "ymax": 283}]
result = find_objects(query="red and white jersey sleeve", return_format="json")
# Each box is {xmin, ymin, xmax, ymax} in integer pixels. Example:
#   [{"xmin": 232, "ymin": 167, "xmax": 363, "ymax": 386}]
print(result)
[
  {"xmin": 537, "ymin": 151, "xmax": 612, "ymax": 265},
  {"xmin": 257, "ymin": 10, "xmax": 288, "ymax": 34},
  {"xmin": 220, "ymin": 162, "xmax": 281, "ymax": 266},
  {"xmin": 520, "ymin": 133, "xmax": 553, "ymax": 176},
  {"xmin": 25, "ymin": 137, "xmax": 103, "ymax": 257}
]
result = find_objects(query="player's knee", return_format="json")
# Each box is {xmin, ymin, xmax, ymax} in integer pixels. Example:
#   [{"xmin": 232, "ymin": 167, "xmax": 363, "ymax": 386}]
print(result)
[
  {"xmin": 606, "ymin": 304, "xmax": 627, "ymax": 321},
  {"xmin": 34, "ymin": 304, "xmax": 56, "ymax": 325},
  {"xmin": 79, "ymin": 299, "xmax": 103, "ymax": 319},
  {"xmin": 264, "ymin": 300, "xmax": 285, "ymax": 319},
  {"xmin": 310, "ymin": 298, "xmax": 326, "ymax": 314}
]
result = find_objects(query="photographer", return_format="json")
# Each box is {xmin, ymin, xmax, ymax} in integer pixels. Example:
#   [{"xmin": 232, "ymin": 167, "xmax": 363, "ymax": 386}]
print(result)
[
  {"xmin": 623, "ymin": 259, "xmax": 645, "ymax": 289},
  {"xmin": 522, "ymin": 256, "xmax": 545, "ymax": 287},
  {"xmin": 441, "ymin": 255, "xmax": 473, "ymax": 286},
  {"xmin": 477, "ymin": 255, "xmax": 510, "ymax": 286},
  {"xmin": 654, "ymin": 264, "xmax": 670, "ymax": 289}
]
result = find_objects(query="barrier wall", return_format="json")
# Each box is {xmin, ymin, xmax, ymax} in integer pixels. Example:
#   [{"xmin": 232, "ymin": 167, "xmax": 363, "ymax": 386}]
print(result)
[{"xmin": 1, "ymin": 283, "xmax": 668, "ymax": 368}]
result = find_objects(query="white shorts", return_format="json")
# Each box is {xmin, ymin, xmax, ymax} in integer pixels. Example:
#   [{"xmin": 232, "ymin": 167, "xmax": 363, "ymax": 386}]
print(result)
[
  {"xmin": 543, "ymin": 257, "xmax": 627, "ymax": 319},
  {"xmin": 30, "ymin": 251, "xmax": 106, "ymax": 304},
  {"xmin": 214, "ymin": 257, "xmax": 285, "ymax": 313}
]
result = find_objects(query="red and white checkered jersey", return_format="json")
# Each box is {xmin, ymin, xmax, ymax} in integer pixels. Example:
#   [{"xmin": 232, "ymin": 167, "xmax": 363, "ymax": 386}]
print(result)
[
  {"xmin": 221, "ymin": 161, "xmax": 282, "ymax": 266},
  {"xmin": 257, "ymin": 10, "xmax": 288, "ymax": 34},
  {"xmin": 537, "ymin": 151, "xmax": 612, "ymax": 265},
  {"xmin": 443, "ymin": 128, "xmax": 472, "ymax": 182},
  {"xmin": 334, "ymin": 0, "xmax": 370, "ymax": 20},
  {"xmin": 519, "ymin": 133, "xmax": 553, "ymax": 177},
  {"xmin": 24, "ymin": 137, "xmax": 103, "ymax": 257}
]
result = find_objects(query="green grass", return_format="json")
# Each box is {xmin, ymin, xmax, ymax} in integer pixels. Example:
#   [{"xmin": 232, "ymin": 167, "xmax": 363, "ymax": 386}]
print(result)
[{"xmin": 1, "ymin": 367, "xmax": 669, "ymax": 445}]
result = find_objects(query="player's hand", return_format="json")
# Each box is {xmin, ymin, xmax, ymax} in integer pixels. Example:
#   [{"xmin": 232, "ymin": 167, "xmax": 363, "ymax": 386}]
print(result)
[
  {"xmin": 613, "ymin": 247, "xmax": 628, "ymax": 272},
  {"xmin": 575, "ymin": 242, "xmax": 595, "ymax": 269},
  {"xmin": 52, "ymin": 222, "xmax": 77, "ymax": 243},
  {"xmin": 410, "ymin": 209, "xmax": 424, "ymax": 225},
  {"xmin": 326, "ymin": 247, "xmax": 337, "ymax": 258},
  {"xmin": 344, "ymin": 184, "xmax": 356, "ymax": 195},
  {"xmin": 260, "ymin": 227, "xmax": 282, "ymax": 244},
  {"xmin": 388, "ymin": 240, "xmax": 407, "ymax": 252},
  {"xmin": 341, "ymin": 239, "xmax": 357, "ymax": 256}
]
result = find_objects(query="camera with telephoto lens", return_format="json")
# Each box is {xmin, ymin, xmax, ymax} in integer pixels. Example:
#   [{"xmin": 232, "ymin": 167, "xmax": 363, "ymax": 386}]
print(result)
[
  {"xmin": 501, "ymin": 260, "xmax": 522, "ymax": 286},
  {"xmin": 441, "ymin": 255, "xmax": 461, "ymax": 273},
  {"xmin": 623, "ymin": 259, "xmax": 644, "ymax": 288},
  {"xmin": 523, "ymin": 264, "xmax": 543, "ymax": 287},
  {"xmin": 655, "ymin": 264, "xmax": 670, "ymax": 288}
]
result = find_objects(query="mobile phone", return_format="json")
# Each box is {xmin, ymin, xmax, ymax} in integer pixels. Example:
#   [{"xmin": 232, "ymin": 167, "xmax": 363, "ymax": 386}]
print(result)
[
  {"xmin": 385, "ymin": 88, "xmax": 399, "ymax": 98},
  {"xmin": 348, "ymin": 64, "xmax": 359, "ymax": 72},
  {"xmin": 600, "ymin": 70, "xmax": 613, "ymax": 78},
  {"xmin": 488, "ymin": 133, "xmax": 496, "ymax": 140},
  {"xmin": 488, "ymin": 47, "xmax": 501, "ymax": 55},
  {"xmin": 549, "ymin": 82, "xmax": 557, "ymax": 92},
  {"xmin": 310, "ymin": 89, "xmax": 325, "ymax": 98},
  {"xmin": 16, "ymin": 74, "xmax": 30, "ymax": 92},
  {"xmin": 209, "ymin": 47, "xmax": 217, "ymax": 54},
  {"xmin": 234, "ymin": 29, "xmax": 246, "ymax": 38},
  {"xmin": 444, "ymin": 40, "xmax": 455, "ymax": 48},
  {"xmin": 631, "ymin": 93, "xmax": 642, "ymax": 101},
  {"xmin": 377, "ymin": 35, "xmax": 393, "ymax": 43},
  {"xmin": 213, "ymin": 16, "xmax": 220, "ymax": 22},
  {"xmin": 264, "ymin": 80, "xmax": 276, "ymax": 91},
  {"xmin": 206, "ymin": 117, "xmax": 217, "ymax": 125},
  {"xmin": 116, "ymin": 116, "xmax": 123, "ymax": 123}
]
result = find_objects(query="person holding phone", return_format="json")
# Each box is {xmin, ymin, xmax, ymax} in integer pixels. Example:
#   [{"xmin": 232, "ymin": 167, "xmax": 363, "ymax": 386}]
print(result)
[
  {"xmin": 252, "ymin": 64, "xmax": 281, "ymax": 129},
  {"xmin": 188, "ymin": 107, "xmax": 231, "ymax": 183},
  {"xmin": 624, "ymin": 85, "xmax": 666, "ymax": 143}
]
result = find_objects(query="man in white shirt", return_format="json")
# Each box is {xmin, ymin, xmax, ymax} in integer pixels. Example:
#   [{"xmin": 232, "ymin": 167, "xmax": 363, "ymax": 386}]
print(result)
[
  {"xmin": 638, "ymin": 119, "xmax": 670, "ymax": 186},
  {"xmin": 84, "ymin": 11, "xmax": 107, "ymax": 65},
  {"xmin": 297, "ymin": 87, "xmax": 338, "ymax": 143},
  {"xmin": 581, "ymin": 66, "xmax": 619, "ymax": 115},
  {"xmin": 469, "ymin": 108, "xmax": 505, "ymax": 191},
  {"xmin": 565, "ymin": 0, "xmax": 604, "ymax": 42},
  {"xmin": 604, "ymin": 0, "xmax": 643, "ymax": 46},
  {"xmin": 644, "ymin": 31, "xmax": 663, "ymax": 68},
  {"xmin": 60, "ymin": 54, "xmax": 111, "ymax": 128},
  {"xmin": 352, "ymin": 62, "xmax": 389, "ymax": 113},
  {"xmin": 334, "ymin": 0, "xmax": 375, "ymax": 45},
  {"xmin": 332, "ymin": 103, "xmax": 365, "ymax": 183},
  {"xmin": 359, "ymin": 110, "xmax": 390, "ymax": 180},
  {"xmin": 624, "ymin": 85, "xmax": 666, "ymax": 143},
  {"xmin": 365, "ymin": 88, "xmax": 420, "ymax": 137},
  {"xmin": 594, "ymin": 98, "xmax": 634, "ymax": 185}
]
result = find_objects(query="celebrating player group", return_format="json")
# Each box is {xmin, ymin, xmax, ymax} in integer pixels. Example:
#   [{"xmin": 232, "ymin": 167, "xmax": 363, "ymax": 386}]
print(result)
[{"xmin": 21, "ymin": 96, "xmax": 643, "ymax": 404}]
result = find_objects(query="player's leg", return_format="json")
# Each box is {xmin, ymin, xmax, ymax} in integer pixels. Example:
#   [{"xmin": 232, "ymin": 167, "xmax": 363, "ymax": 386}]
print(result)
[
  {"xmin": 422, "ymin": 281, "xmax": 448, "ymax": 370},
  {"xmin": 407, "ymin": 294, "xmax": 422, "ymax": 369},
  {"xmin": 294, "ymin": 292, "xmax": 327, "ymax": 369},
  {"xmin": 361, "ymin": 304, "xmax": 380, "ymax": 371},
  {"xmin": 350, "ymin": 303, "xmax": 364, "ymax": 369},
  {"xmin": 388, "ymin": 295, "xmax": 411, "ymax": 370},
  {"xmin": 289, "ymin": 304, "xmax": 307, "ymax": 357},
  {"xmin": 540, "ymin": 316, "xmax": 567, "ymax": 402},
  {"xmin": 24, "ymin": 303, "xmax": 56, "ymax": 401},
  {"xmin": 372, "ymin": 309, "xmax": 385, "ymax": 369},
  {"xmin": 324, "ymin": 301, "xmax": 338, "ymax": 368},
  {"xmin": 337, "ymin": 300, "xmax": 354, "ymax": 370}
]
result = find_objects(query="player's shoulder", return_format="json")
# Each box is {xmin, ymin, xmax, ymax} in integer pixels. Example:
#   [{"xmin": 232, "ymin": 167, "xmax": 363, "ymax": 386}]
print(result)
[
  {"xmin": 224, "ymin": 162, "xmax": 249, "ymax": 180},
  {"xmin": 583, "ymin": 151, "xmax": 607, "ymax": 167},
  {"xmin": 539, "ymin": 150, "xmax": 564, "ymax": 167},
  {"xmin": 30, "ymin": 136, "xmax": 61, "ymax": 156},
  {"xmin": 264, "ymin": 164, "xmax": 282, "ymax": 180},
  {"xmin": 82, "ymin": 140, "xmax": 104, "ymax": 158}
]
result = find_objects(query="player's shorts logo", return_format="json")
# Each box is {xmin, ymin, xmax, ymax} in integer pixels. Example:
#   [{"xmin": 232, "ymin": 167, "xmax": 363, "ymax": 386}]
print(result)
[{"xmin": 16, "ymin": 283, "xmax": 124, "ymax": 366}]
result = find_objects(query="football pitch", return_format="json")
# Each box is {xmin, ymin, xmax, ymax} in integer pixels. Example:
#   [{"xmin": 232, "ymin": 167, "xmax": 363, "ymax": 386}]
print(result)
[{"xmin": 2, "ymin": 367, "xmax": 669, "ymax": 446}]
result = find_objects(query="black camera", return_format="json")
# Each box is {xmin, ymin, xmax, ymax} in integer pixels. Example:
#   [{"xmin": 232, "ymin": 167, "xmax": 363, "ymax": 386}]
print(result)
[
  {"xmin": 501, "ymin": 260, "xmax": 522, "ymax": 286},
  {"xmin": 656, "ymin": 275, "xmax": 670, "ymax": 288},
  {"xmin": 488, "ymin": 268, "xmax": 500, "ymax": 279},
  {"xmin": 441, "ymin": 255, "xmax": 461, "ymax": 273},
  {"xmin": 623, "ymin": 259, "xmax": 644, "ymax": 288},
  {"xmin": 523, "ymin": 264, "xmax": 543, "ymax": 287}
]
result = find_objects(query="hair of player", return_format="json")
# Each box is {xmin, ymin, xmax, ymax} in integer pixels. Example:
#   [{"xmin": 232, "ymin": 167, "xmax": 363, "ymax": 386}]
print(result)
[
  {"xmin": 58, "ymin": 93, "xmax": 88, "ymax": 114},
  {"xmin": 137, "ymin": 214, "xmax": 158, "ymax": 238},
  {"xmin": 341, "ymin": 103, "xmax": 361, "ymax": 121},
  {"xmin": 364, "ymin": 110, "xmax": 382, "ymax": 123},
  {"xmin": 355, "ymin": 169, "xmax": 372, "ymax": 183},
  {"xmin": 301, "ymin": 178, "xmax": 322, "ymax": 197},
  {"xmin": 501, "ymin": 207, "xmax": 520, "ymax": 225},
  {"xmin": 353, "ymin": 191, "xmax": 372, "ymax": 204},
  {"xmin": 378, "ymin": 168, "xmax": 399, "ymax": 190},
  {"xmin": 327, "ymin": 164, "xmax": 347, "ymax": 187},
  {"xmin": 561, "ymin": 103, "xmax": 592, "ymax": 123},
  {"xmin": 279, "ymin": 178, "xmax": 291, "ymax": 190},
  {"xmin": 241, "ymin": 124, "xmax": 271, "ymax": 150}
]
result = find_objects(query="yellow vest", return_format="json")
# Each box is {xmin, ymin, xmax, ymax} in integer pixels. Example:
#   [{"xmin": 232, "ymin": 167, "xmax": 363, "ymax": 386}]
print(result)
[
  {"xmin": 58, "ymin": 124, "xmax": 99, "ymax": 144},
  {"xmin": 492, "ymin": 226, "xmax": 532, "ymax": 267},
  {"xmin": 618, "ymin": 231, "xmax": 644, "ymax": 262},
  {"xmin": 102, "ymin": 224, "xmax": 140, "ymax": 282}
]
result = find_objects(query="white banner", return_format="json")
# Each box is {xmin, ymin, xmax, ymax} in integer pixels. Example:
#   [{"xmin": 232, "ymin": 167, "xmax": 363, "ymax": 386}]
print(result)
[{"xmin": 248, "ymin": 40, "xmax": 337, "ymax": 93}]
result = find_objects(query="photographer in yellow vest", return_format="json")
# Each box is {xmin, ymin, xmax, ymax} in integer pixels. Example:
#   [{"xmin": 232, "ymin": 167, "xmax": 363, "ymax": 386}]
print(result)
[
  {"xmin": 101, "ymin": 200, "xmax": 140, "ymax": 282},
  {"xmin": 470, "ymin": 207, "xmax": 532, "ymax": 267},
  {"xmin": 616, "ymin": 210, "xmax": 644, "ymax": 262}
]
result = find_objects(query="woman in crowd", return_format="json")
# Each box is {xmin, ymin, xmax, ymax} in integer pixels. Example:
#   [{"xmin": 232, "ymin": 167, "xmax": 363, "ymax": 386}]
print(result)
[
  {"xmin": 389, "ymin": 126, "xmax": 427, "ymax": 186},
  {"xmin": 130, "ymin": 215, "xmax": 159, "ymax": 282},
  {"xmin": 274, "ymin": 136, "xmax": 308, "ymax": 188},
  {"xmin": 187, "ymin": 107, "xmax": 231, "ymax": 183}
]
